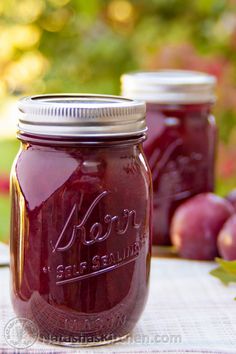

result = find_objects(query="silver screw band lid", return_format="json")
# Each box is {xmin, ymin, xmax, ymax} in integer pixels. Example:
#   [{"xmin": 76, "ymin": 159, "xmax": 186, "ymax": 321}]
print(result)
[
  {"xmin": 121, "ymin": 70, "xmax": 217, "ymax": 104},
  {"xmin": 18, "ymin": 94, "xmax": 146, "ymax": 137}
]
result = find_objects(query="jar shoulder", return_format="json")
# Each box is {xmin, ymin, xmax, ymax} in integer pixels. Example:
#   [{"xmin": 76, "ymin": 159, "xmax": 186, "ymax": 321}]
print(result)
[{"xmin": 11, "ymin": 145, "xmax": 151, "ymax": 210}]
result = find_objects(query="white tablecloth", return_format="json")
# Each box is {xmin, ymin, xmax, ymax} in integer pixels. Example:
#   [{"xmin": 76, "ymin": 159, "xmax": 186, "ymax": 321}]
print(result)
[{"xmin": 1, "ymin": 255, "xmax": 236, "ymax": 353}]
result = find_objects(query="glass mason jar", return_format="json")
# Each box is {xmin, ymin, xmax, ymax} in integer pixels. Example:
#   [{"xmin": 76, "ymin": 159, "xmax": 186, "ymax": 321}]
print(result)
[
  {"xmin": 10, "ymin": 95, "xmax": 152, "ymax": 346},
  {"xmin": 121, "ymin": 70, "xmax": 217, "ymax": 245}
]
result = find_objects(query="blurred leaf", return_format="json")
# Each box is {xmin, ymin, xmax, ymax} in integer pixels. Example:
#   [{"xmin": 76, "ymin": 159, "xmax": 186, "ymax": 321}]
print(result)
[
  {"xmin": 215, "ymin": 257, "xmax": 236, "ymax": 275},
  {"xmin": 210, "ymin": 266, "xmax": 236, "ymax": 285},
  {"xmin": 210, "ymin": 258, "xmax": 236, "ymax": 297}
]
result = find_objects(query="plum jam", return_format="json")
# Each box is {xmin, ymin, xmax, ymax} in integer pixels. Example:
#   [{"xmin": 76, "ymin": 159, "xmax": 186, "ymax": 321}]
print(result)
[
  {"xmin": 10, "ymin": 95, "xmax": 152, "ymax": 346},
  {"xmin": 122, "ymin": 70, "xmax": 217, "ymax": 245}
]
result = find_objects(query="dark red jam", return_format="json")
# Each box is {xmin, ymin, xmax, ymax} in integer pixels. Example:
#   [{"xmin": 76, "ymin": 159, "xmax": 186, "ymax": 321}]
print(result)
[
  {"xmin": 10, "ymin": 95, "xmax": 152, "ymax": 346},
  {"xmin": 144, "ymin": 102, "xmax": 216, "ymax": 245}
]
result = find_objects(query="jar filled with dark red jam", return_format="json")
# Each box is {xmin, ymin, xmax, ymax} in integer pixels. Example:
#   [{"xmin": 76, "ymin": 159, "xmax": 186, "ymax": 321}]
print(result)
[
  {"xmin": 10, "ymin": 94, "xmax": 152, "ymax": 346},
  {"xmin": 122, "ymin": 70, "xmax": 217, "ymax": 246}
]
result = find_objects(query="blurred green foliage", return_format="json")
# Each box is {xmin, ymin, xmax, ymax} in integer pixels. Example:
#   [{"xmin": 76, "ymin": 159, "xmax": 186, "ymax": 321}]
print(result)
[
  {"xmin": 1, "ymin": 0, "xmax": 236, "ymax": 241},
  {"xmin": 0, "ymin": 0, "xmax": 235, "ymax": 99},
  {"xmin": 1, "ymin": 0, "xmax": 236, "ymax": 140},
  {"xmin": 0, "ymin": 140, "xmax": 19, "ymax": 242},
  {"xmin": 0, "ymin": 140, "xmax": 19, "ymax": 173},
  {"xmin": 0, "ymin": 195, "xmax": 10, "ymax": 243}
]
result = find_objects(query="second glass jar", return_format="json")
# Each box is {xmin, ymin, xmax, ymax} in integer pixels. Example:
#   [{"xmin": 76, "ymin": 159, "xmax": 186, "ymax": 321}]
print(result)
[{"xmin": 122, "ymin": 70, "xmax": 217, "ymax": 245}]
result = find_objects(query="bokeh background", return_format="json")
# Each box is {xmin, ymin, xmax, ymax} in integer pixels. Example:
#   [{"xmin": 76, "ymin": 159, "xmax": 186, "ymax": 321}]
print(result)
[{"xmin": 1, "ymin": 0, "xmax": 236, "ymax": 242}]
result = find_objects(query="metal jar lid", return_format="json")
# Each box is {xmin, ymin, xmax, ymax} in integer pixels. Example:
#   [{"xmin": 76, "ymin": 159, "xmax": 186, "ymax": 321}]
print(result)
[
  {"xmin": 121, "ymin": 70, "xmax": 217, "ymax": 104},
  {"xmin": 17, "ymin": 94, "xmax": 146, "ymax": 137}
]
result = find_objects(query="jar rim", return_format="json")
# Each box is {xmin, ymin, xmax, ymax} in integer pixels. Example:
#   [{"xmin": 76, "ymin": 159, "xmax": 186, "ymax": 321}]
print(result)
[
  {"xmin": 121, "ymin": 70, "xmax": 217, "ymax": 104},
  {"xmin": 18, "ymin": 94, "xmax": 147, "ymax": 138},
  {"xmin": 17, "ymin": 131, "xmax": 146, "ymax": 147}
]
